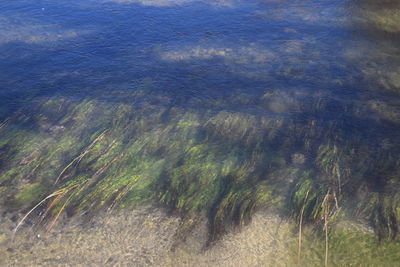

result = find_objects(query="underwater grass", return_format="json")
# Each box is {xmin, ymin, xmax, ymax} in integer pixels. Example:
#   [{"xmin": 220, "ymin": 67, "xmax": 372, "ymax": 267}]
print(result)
[
  {"xmin": 286, "ymin": 221, "xmax": 400, "ymax": 266},
  {"xmin": 0, "ymin": 84, "xmax": 399, "ymax": 254}
]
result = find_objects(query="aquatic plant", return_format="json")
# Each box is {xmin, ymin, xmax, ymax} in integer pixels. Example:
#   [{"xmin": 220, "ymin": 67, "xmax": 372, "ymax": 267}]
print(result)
[
  {"xmin": 287, "ymin": 221, "xmax": 400, "ymax": 266},
  {"xmin": 0, "ymin": 83, "xmax": 398, "ymax": 254}
]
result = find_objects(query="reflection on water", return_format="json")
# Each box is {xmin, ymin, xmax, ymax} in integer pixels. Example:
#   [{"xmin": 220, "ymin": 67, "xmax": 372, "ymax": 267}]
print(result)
[{"xmin": 0, "ymin": 0, "xmax": 400, "ymax": 265}]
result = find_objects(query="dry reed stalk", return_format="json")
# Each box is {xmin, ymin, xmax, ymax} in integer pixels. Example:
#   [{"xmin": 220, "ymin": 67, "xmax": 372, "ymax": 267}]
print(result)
[
  {"xmin": 54, "ymin": 130, "xmax": 108, "ymax": 184},
  {"xmin": 37, "ymin": 193, "xmax": 65, "ymax": 226},
  {"xmin": 46, "ymin": 185, "xmax": 79, "ymax": 232},
  {"xmin": 298, "ymin": 189, "xmax": 310, "ymax": 266},
  {"xmin": 322, "ymin": 189, "xmax": 331, "ymax": 267},
  {"xmin": 107, "ymin": 178, "xmax": 137, "ymax": 212},
  {"xmin": 334, "ymin": 162, "xmax": 341, "ymax": 196},
  {"xmin": 13, "ymin": 191, "xmax": 65, "ymax": 237}
]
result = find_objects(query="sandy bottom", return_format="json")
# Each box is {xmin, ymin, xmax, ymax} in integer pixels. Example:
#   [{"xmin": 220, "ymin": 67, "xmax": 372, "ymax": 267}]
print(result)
[
  {"xmin": 166, "ymin": 212, "xmax": 295, "ymax": 267},
  {"xmin": 0, "ymin": 206, "xmax": 302, "ymax": 266}
]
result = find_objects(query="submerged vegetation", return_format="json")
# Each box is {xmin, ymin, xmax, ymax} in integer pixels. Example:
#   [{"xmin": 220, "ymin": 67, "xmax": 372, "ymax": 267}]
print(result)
[
  {"xmin": 286, "ymin": 221, "xmax": 400, "ymax": 266},
  {"xmin": 0, "ymin": 81, "xmax": 399, "ymax": 250}
]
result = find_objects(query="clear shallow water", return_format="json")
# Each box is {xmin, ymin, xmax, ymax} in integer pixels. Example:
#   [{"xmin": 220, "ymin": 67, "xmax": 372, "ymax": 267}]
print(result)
[
  {"xmin": 0, "ymin": 0, "xmax": 400, "ymax": 264},
  {"xmin": 1, "ymin": 0, "xmax": 399, "ymax": 158},
  {"xmin": 0, "ymin": 0, "xmax": 398, "ymax": 127},
  {"xmin": 0, "ymin": 0, "xmax": 395, "ymax": 106}
]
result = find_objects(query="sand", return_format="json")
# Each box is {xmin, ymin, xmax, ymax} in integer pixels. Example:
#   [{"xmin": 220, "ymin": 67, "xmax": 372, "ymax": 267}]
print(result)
[{"xmin": 0, "ymin": 206, "xmax": 300, "ymax": 266}]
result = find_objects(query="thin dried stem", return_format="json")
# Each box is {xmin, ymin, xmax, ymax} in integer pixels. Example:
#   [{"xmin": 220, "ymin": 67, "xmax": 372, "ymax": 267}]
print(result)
[
  {"xmin": 334, "ymin": 162, "xmax": 341, "ymax": 196},
  {"xmin": 46, "ymin": 185, "xmax": 79, "ymax": 232},
  {"xmin": 298, "ymin": 188, "xmax": 310, "ymax": 266},
  {"xmin": 322, "ymin": 189, "xmax": 331, "ymax": 267},
  {"xmin": 13, "ymin": 191, "xmax": 64, "ymax": 238},
  {"xmin": 55, "ymin": 130, "xmax": 107, "ymax": 184}
]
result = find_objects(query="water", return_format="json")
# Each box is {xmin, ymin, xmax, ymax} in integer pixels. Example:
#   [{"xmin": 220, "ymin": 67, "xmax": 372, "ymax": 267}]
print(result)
[
  {"xmin": 1, "ymin": 1, "xmax": 398, "ymax": 127},
  {"xmin": 0, "ymin": 0, "xmax": 400, "ymax": 265},
  {"xmin": 0, "ymin": 1, "xmax": 389, "ymax": 105}
]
